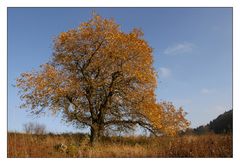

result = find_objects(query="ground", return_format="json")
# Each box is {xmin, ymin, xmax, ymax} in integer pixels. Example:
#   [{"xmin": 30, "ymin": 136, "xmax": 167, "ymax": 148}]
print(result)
[{"xmin": 7, "ymin": 133, "xmax": 232, "ymax": 158}]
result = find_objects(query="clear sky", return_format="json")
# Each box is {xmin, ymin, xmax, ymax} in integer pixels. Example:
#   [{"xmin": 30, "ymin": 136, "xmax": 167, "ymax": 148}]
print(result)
[{"xmin": 8, "ymin": 8, "xmax": 232, "ymax": 133}]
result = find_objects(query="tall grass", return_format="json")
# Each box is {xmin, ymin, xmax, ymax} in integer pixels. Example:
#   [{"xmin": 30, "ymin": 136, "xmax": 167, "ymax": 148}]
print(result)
[{"xmin": 8, "ymin": 132, "xmax": 232, "ymax": 158}]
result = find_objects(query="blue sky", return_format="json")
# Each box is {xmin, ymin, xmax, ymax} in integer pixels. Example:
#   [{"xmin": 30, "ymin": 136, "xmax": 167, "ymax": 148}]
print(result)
[{"xmin": 8, "ymin": 8, "xmax": 232, "ymax": 133}]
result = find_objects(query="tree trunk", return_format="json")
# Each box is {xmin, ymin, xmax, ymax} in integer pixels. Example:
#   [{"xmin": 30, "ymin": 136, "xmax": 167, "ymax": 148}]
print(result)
[
  {"xmin": 90, "ymin": 126, "xmax": 97, "ymax": 145},
  {"xmin": 90, "ymin": 124, "xmax": 104, "ymax": 145}
]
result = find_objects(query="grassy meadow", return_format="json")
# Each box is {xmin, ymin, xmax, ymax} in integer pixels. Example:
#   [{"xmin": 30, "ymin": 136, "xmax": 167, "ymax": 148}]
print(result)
[{"xmin": 8, "ymin": 132, "xmax": 232, "ymax": 158}]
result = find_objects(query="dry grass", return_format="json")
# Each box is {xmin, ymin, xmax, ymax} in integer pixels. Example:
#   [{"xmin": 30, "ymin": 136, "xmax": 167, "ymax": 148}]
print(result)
[{"xmin": 7, "ymin": 132, "xmax": 232, "ymax": 158}]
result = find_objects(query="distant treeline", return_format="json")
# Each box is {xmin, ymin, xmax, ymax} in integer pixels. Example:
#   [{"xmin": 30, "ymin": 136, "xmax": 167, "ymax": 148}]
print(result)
[
  {"xmin": 184, "ymin": 110, "xmax": 232, "ymax": 135},
  {"xmin": 19, "ymin": 109, "xmax": 233, "ymax": 137}
]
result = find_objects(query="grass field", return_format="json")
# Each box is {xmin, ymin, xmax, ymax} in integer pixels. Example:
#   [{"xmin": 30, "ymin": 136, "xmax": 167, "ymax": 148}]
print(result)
[{"xmin": 7, "ymin": 132, "xmax": 232, "ymax": 158}]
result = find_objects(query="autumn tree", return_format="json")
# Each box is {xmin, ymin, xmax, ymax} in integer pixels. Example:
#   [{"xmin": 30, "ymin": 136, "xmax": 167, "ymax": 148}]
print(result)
[
  {"xmin": 156, "ymin": 102, "xmax": 190, "ymax": 136},
  {"xmin": 17, "ymin": 14, "xmax": 189, "ymax": 144}
]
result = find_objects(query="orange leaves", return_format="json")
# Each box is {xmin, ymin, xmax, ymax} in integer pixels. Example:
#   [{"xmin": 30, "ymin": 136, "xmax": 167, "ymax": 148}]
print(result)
[
  {"xmin": 59, "ymin": 32, "xmax": 68, "ymax": 43},
  {"xmin": 54, "ymin": 13, "xmax": 155, "ymax": 91},
  {"xmin": 156, "ymin": 102, "xmax": 190, "ymax": 136},
  {"xmin": 136, "ymin": 100, "xmax": 189, "ymax": 137}
]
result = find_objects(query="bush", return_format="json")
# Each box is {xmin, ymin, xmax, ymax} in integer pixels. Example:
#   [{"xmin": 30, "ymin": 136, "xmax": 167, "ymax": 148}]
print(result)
[{"xmin": 23, "ymin": 122, "xmax": 46, "ymax": 135}]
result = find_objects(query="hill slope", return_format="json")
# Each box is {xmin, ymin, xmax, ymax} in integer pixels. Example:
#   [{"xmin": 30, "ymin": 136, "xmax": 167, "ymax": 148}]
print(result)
[{"xmin": 194, "ymin": 110, "xmax": 232, "ymax": 134}]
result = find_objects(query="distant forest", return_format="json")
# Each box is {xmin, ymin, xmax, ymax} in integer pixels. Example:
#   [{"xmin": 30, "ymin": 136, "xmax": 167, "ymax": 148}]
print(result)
[{"xmin": 184, "ymin": 110, "xmax": 233, "ymax": 135}]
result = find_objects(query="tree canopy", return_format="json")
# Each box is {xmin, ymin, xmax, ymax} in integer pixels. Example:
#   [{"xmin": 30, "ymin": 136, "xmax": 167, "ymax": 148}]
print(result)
[{"xmin": 17, "ymin": 14, "xmax": 189, "ymax": 144}]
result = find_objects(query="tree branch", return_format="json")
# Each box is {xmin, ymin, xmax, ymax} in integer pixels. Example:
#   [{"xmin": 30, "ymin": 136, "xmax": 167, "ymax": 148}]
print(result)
[{"xmin": 104, "ymin": 119, "xmax": 157, "ymax": 136}]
